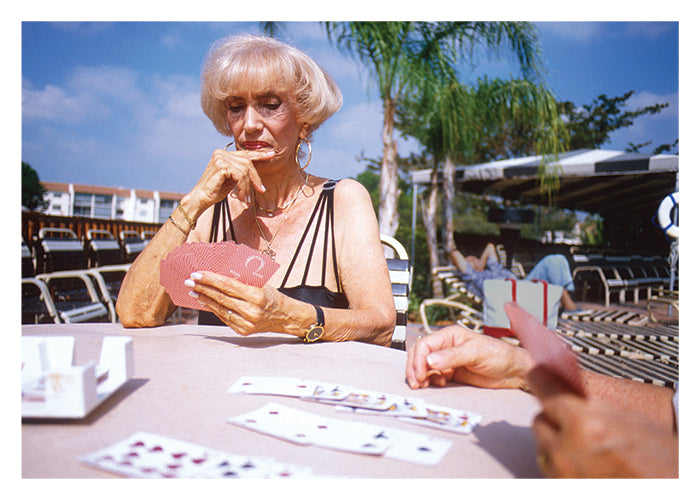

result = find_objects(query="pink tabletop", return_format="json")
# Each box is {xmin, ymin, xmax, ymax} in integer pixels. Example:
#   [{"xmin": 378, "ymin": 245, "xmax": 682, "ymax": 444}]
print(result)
[{"xmin": 22, "ymin": 323, "xmax": 542, "ymax": 478}]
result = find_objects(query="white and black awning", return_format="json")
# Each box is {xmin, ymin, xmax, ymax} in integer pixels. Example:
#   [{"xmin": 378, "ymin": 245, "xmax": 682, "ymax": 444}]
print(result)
[{"xmin": 411, "ymin": 149, "xmax": 678, "ymax": 217}]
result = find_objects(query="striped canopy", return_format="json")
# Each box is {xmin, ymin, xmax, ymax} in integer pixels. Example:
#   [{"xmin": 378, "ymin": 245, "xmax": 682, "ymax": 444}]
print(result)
[{"xmin": 411, "ymin": 149, "xmax": 678, "ymax": 217}]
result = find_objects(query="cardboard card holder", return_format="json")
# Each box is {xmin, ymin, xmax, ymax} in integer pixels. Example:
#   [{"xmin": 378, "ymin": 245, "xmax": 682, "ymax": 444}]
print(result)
[{"xmin": 22, "ymin": 336, "xmax": 134, "ymax": 419}]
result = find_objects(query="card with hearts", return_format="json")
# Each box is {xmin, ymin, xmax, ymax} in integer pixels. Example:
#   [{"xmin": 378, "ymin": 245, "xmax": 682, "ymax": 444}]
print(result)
[{"xmin": 79, "ymin": 431, "xmax": 295, "ymax": 478}]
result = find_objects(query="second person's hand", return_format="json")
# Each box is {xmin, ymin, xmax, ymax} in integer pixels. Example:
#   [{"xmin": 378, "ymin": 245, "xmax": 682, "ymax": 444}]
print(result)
[{"xmin": 406, "ymin": 326, "xmax": 535, "ymax": 391}]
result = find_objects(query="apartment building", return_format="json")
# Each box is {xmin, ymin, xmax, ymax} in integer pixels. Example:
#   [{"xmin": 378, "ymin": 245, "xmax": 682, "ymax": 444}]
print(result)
[{"xmin": 41, "ymin": 182, "xmax": 185, "ymax": 223}]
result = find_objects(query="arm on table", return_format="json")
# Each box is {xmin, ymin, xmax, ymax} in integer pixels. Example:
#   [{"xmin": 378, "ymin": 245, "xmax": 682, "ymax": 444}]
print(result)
[{"xmin": 407, "ymin": 325, "xmax": 677, "ymax": 429}]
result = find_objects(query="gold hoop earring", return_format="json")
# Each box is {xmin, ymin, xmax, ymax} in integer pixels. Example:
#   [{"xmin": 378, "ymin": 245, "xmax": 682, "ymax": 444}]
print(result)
[
  {"xmin": 295, "ymin": 137, "xmax": 312, "ymax": 170},
  {"xmin": 224, "ymin": 141, "xmax": 235, "ymax": 151}
]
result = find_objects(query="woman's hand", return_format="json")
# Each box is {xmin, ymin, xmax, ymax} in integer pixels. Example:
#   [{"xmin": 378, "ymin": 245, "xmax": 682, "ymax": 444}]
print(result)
[
  {"xmin": 185, "ymin": 271, "xmax": 309, "ymax": 336},
  {"xmin": 184, "ymin": 148, "xmax": 273, "ymax": 218},
  {"xmin": 406, "ymin": 326, "xmax": 535, "ymax": 390}
]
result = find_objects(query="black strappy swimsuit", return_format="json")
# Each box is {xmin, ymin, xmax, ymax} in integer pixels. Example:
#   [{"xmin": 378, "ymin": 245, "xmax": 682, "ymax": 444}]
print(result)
[{"xmin": 198, "ymin": 180, "xmax": 349, "ymax": 326}]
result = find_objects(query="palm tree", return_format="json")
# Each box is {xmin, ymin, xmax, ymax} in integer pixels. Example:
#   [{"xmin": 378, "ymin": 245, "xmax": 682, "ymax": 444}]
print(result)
[
  {"xmin": 325, "ymin": 21, "xmax": 546, "ymax": 238},
  {"xmin": 398, "ymin": 77, "xmax": 567, "ymax": 295}
]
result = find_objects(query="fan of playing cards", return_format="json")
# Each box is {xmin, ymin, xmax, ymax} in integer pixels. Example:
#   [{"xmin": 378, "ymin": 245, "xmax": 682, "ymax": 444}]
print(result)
[{"xmin": 160, "ymin": 242, "xmax": 279, "ymax": 310}]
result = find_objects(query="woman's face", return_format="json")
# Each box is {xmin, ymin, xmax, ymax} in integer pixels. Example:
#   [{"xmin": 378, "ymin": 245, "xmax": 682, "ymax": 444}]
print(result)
[{"xmin": 225, "ymin": 89, "xmax": 305, "ymax": 165}]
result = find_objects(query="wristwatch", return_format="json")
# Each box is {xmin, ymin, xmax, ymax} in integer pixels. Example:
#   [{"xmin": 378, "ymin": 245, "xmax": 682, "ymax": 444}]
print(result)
[{"xmin": 303, "ymin": 305, "xmax": 325, "ymax": 343}]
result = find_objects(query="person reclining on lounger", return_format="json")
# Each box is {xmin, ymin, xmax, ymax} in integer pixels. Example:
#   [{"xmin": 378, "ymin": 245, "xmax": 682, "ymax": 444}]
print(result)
[{"xmin": 449, "ymin": 243, "xmax": 580, "ymax": 312}]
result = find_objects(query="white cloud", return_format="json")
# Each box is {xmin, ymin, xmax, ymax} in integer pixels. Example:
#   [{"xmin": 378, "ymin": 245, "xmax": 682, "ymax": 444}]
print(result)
[
  {"xmin": 607, "ymin": 91, "xmax": 679, "ymax": 152},
  {"xmin": 22, "ymin": 65, "xmax": 142, "ymax": 123},
  {"xmin": 627, "ymin": 90, "xmax": 678, "ymax": 118},
  {"xmin": 22, "ymin": 83, "xmax": 98, "ymax": 122}
]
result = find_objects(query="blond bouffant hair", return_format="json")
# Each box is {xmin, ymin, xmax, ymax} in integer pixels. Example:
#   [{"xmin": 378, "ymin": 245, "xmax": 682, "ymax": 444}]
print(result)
[{"xmin": 201, "ymin": 34, "xmax": 343, "ymax": 137}]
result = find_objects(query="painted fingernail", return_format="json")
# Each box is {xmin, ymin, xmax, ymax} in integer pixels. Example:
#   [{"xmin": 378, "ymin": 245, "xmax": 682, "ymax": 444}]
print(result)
[
  {"xmin": 188, "ymin": 290, "xmax": 199, "ymax": 299},
  {"xmin": 184, "ymin": 279, "xmax": 196, "ymax": 288},
  {"xmin": 190, "ymin": 272, "xmax": 203, "ymax": 280}
]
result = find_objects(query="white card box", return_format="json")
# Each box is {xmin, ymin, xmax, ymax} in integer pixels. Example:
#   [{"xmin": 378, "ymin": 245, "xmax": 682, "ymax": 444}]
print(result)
[{"xmin": 22, "ymin": 336, "xmax": 134, "ymax": 419}]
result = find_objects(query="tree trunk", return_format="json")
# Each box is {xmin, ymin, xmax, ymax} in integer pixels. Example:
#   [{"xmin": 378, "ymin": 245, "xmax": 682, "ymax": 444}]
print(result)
[
  {"xmin": 378, "ymin": 97, "xmax": 400, "ymax": 237},
  {"xmin": 422, "ymin": 167, "xmax": 443, "ymax": 298},
  {"xmin": 443, "ymin": 155, "xmax": 457, "ymax": 254}
]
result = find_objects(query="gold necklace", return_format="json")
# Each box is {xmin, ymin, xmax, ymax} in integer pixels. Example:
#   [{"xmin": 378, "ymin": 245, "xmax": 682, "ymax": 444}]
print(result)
[
  {"xmin": 256, "ymin": 170, "xmax": 308, "ymax": 217},
  {"xmin": 254, "ymin": 171, "xmax": 308, "ymax": 260}
]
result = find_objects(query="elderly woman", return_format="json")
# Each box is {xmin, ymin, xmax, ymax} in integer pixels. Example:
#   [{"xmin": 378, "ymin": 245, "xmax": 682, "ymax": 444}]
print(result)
[{"xmin": 116, "ymin": 35, "xmax": 395, "ymax": 346}]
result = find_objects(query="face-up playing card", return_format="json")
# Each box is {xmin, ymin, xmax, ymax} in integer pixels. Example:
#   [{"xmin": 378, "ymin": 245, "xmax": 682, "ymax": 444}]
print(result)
[
  {"xmin": 399, "ymin": 403, "xmax": 482, "ymax": 435},
  {"xmin": 228, "ymin": 403, "xmax": 326, "ymax": 445},
  {"xmin": 318, "ymin": 389, "xmax": 394, "ymax": 411},
  {"xmin": 384, "ymin": 430, "xmax": 453, "ymax": 466},
  {"xmin": 304, "ymin": 382, "xmax": 355, "ymax": 402},
  {"xmin": 334, "ymin": 395, "xmax": 428, "ymax": 419},
  {"xmin": 504, "ymin": 301, "xmax": 586, "ymax": 397},
  {"xmin": 228, "ymin": 403, "xmax": 401, "ymax": 456},
  {"xmin": 308, "ymin": 418, "xmax": 399, "ymax": 455},
  {"xmin": 228, "ymin": 376, "xmax": 318, "ymax": 398},
  {"xmin": 79, "ymin": 431, "xmax": 276, "ymax": 478},
  {"xmin": 159, "ymin": 241, "xmax": 279, "ymax": 310}
]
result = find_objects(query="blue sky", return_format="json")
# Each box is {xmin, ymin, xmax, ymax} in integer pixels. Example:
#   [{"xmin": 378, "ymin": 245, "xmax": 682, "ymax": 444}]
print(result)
[{"xmin": 20, "ymin": 18, "xmax": 680, "ymax": 195}]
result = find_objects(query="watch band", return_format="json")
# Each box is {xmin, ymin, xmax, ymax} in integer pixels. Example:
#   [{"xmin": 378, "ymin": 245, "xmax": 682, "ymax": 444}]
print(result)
[
  {"xmin": 313, "ymin": 305, "xmax": 324, "ymax": 327},
  {"xmin": 303, "ymin": 305, "xmax": 325, "ymax": 343}
]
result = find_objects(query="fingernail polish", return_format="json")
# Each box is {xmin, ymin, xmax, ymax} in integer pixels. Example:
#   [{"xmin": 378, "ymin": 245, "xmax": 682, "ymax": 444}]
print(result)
[
  {"xmin": 188, "ymin": 290, "xmax": 199, "ymax": 299},
  {"xmin": 190, "ymin": 272, "xmax": 202, "ymax": 280},
  {"xmin": 184, "ymin": 279, "xmax": 195, "ymax": 288}
]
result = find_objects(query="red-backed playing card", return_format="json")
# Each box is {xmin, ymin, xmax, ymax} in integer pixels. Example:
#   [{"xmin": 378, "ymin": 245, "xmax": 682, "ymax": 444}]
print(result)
[
  {"xmin": 504, "ymin": 302, "xmax": 586, "ymax": 397},
  {"xmin": 159, "ymin": 242, "xmax": 279, "ymax": 310}
]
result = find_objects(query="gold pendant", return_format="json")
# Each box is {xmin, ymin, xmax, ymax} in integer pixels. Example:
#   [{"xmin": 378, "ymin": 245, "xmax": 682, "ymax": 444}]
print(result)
[{"xmin": 262, "ymin": 246, "xmax": 276, "ymax": 260}]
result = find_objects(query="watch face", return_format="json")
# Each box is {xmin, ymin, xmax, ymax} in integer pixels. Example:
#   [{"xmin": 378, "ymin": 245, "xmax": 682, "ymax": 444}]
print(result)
[{"xmin": 306, "ymin": 326, "xmax": 324, "ymax": 342}]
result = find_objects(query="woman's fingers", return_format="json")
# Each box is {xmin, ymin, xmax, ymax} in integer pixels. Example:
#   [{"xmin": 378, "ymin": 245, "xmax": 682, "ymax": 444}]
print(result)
[
  {"xmin": 220, "ymin": 148, "xmax": 272, "ymax": 195},
  {"xmin": 195, "ymin": 148, "xmax": 274, "ymax": 206},
  {"xmin": 185, "ymin": 271, "xmax": 269, "ymax": 335}
]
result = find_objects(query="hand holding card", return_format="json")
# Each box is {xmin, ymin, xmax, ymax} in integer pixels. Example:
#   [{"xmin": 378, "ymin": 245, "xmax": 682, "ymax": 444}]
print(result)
[
  {"xmin": 504, "ymin": 302, "xmax": 586, "ymax": 397},
  {"xmin": 160, "ymin": 242, "xmax": 279, "ymax": 310}
]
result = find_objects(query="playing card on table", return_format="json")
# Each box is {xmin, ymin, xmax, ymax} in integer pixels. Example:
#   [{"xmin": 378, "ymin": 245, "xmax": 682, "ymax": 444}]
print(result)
[
  {"xmin": 309, "ymin": 418, "xmax": 399, "ymax": 455},
  {"xmin": 79, "ymin": 431, "xmax": 273, "ymax": 478},
  {"xmin": 228, "ymin": 402, "xmax": 327, "ymax": 445},
  {"xmin": 384, "ymin": 430, "xmax": 453, "ymax": 466},
  {"xmin": 228, "ymin": 376, "xmax": 318, "ymax": 398},
  {"xmin": 504, "ymin": 301, "xmax": 586, "ymax": 396},
  {"xmin": 229, "ymin": 403, "xmax": 399, "ymax": 455},
  {"xmin": 399, "ymin": 403, "xmax": 482, "ymax": 435},
  {"xmin": 304, "ymin": 381, "xmax": 355, "ymax": 402},
  {"xmin": 324, "ymin": 389, "xmax": 395, "ymax": 411},
  {"xmin": 160, "ymin": 241, "xmax": 279, "ymax": 310},
  {"xmin": 335, "ymin": 395, "xmax": 428, "ymax": 418}
]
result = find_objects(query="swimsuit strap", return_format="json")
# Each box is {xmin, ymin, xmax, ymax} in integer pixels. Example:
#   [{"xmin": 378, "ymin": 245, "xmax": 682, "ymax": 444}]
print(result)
[
  {"xmin": 280, "ymin": 180, "xmax": 341, "ymax": 290},
  {"xmin": 208, "ymin": 199, "xmax": 236, "ymax": 243}
]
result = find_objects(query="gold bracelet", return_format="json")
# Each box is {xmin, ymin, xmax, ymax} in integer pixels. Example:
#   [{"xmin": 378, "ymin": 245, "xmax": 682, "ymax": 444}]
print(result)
[
  {"xmin": 176, "ymin": 203, "xmax": 196, "ymax": 229},
  {"xmin": 168, "ymin": 215, "xmax": 189, "ymax": 236}
]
